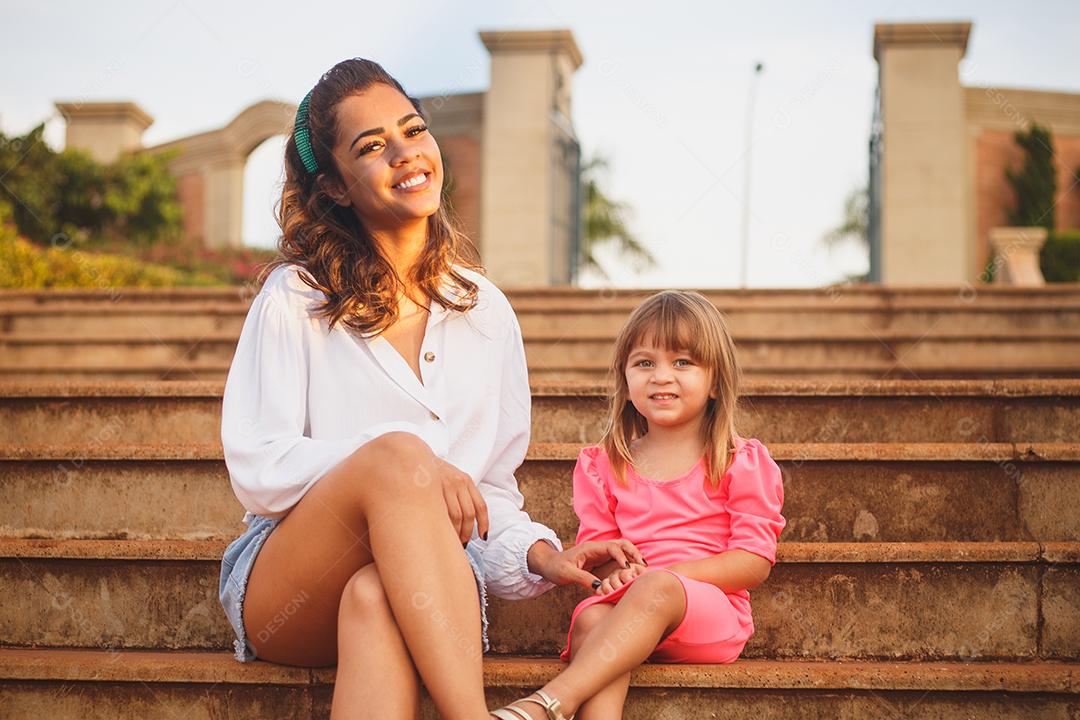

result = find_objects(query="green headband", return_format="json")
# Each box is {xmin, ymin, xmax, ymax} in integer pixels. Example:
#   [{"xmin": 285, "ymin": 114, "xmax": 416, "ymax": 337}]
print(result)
[{"xmin": 293, "ymin": 89, "xmax": 318, "ymax": 175}]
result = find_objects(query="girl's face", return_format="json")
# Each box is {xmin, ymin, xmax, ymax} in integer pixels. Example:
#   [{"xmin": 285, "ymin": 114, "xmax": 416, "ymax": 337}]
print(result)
[
  {"xmin": 625, "ymin": 339, "xmax": 716, "ymax": 433},
  {"xmin": 320, "ymin": 83, "xmax": 444, "ymax": 232}
]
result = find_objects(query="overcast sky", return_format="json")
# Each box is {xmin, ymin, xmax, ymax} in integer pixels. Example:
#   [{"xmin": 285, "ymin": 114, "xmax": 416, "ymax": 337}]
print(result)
[{"xmin": 3, "ymin": 1, "xmax": 1078, "ymax": 287}]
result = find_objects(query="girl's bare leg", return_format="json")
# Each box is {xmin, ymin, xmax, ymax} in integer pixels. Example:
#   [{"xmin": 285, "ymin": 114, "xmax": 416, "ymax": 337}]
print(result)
[
  {"xmin": 243, "ymin": 432, "xmax": 487, "ymax": 719},
  {"xmin": 506, "ymin": 570, "xmax": 687, "ymax": 718},
  {"xmin": 567, "ymin": 604, "xmax": 630, "ymax": 720},
  {"xmin": 331, "ymin": 563, "xmax": 421, "ymax": 719}
]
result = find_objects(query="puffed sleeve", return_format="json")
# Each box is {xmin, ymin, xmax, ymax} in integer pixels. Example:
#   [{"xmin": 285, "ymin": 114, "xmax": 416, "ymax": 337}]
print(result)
[
  {"xmin": 572, "ymin": 445, "xmax": 621, "ymax": 544},
  {"xmin": 221, "ymin": 288, "xmax": 425, "ymax": 518},
  {"xmin": 722, "ymin": 438, "xmax": 786, "ymax": 566},
  {"xmin": 472, "ymin": 305, "xmax": 563, "ymax": 600}
]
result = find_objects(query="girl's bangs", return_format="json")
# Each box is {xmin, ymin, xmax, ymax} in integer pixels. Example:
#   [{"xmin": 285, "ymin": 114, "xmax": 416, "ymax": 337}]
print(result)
[{"xmin": 630, "ymin": 306, "xmax": 709, "ymax": 361}]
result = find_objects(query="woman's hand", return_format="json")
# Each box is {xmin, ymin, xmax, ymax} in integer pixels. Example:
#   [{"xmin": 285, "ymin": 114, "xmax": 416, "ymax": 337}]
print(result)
[
  {"xmin": 533, "ymin": 539, "xmax": 646, "ymax": 590},
  {"xmin": 595, "ymin": 563, "xmax": 647, "ymax": 595},
  {"xmin": 428, "ymin": 457, "xmax": 489, "ymax": 544}
]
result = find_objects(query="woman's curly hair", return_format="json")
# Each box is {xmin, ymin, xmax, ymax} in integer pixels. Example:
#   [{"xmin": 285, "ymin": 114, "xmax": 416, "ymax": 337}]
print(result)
[{"xmin": 258, "ymin": 58, "xmax": 482, "ymax": 335}]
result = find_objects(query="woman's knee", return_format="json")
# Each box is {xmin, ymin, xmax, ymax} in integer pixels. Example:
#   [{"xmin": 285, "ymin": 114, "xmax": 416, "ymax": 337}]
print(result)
[
  {"xmin": 339, "ymin": 564, "xmax": 392, "ymax": 625},
  {"xmin": 333, "ymin": 432, "xmax": 440, "ymax": 506}
]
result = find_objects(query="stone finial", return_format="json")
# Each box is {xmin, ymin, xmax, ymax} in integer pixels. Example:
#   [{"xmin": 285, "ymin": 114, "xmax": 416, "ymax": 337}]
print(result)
[
  {"xmin": 479, "ymin": 29, "xmax": 583, "ymax": 70},
  {"xmin": 873, "ymin": 22, "xmax": 972, "ymax": 61},
  {"xmin": 989, "ymin": 227, "xmax": 1049, "ymax": 286},
  {"xmin": 54, "ymin": 101, "xmax": 154, "ymax": 164}
]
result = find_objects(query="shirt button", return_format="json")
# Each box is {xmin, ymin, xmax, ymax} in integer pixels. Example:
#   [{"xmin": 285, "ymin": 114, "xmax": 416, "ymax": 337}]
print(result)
[
  {"xmin": 429, "ymin": 411, "xmax": 440, "ymax": 421},
  {"xmin": 424, "ymin": 351, "xmax": 436, "ymax": 362}
]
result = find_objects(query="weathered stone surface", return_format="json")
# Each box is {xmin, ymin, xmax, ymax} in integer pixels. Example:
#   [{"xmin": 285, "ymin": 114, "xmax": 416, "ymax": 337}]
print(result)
[
  {"xmin": 3, "ymin": 446, "xmax": 1076, "ymax": 543},
  {"xmin": 1043, "ymin": 567, "xmax": 1080, "ymax": 660},
  {"xmin": 1, "ymin": 650, "xmax": 1078, "ymax": 720},
  {"xmin": 2, "ymin": 542, "xmax": 1073, "ymax": 661},
  {"xmin": 3, "ymin": 380, "xmax": 1078, "ymax": 444}
]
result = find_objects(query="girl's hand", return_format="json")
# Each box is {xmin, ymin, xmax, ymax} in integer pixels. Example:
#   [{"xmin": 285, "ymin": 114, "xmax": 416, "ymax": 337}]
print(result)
[
  {"xmin": 536, "ymin": 539, "xmax": 646, "ymax": 590},
  {"xmin": 427, "ymin": 457, "xmax": 489, "ymax": 544},
  {"xmin": 596, "ymin": 563, "xmax": 648, "ymax": 595}
]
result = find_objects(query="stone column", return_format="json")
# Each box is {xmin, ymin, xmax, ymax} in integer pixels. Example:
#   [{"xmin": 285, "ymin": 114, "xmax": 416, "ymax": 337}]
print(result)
[
  {"xmin": 54, "ymin": 101, "xmax": 153, "ymax": 164},
  {"xmin": 873, "ymin": 22, "xmax": 971, "ymax": 284},
  {"xmin": 989, "ymin": 226, "xmax": 1048, "ymax": 286},
  {"xmin": 479, "ymin": 29, "xmax": 583, "ymax": 286}
]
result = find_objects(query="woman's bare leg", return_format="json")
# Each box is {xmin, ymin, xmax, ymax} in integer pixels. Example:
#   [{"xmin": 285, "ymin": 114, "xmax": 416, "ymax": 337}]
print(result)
[
  {"xmin": 331, "ymin": 563, "xmax": 421, "ymax": 719},
  {"xmin": 243, "ymin": 431, "xmax": 487, "ymax": 719},
  {"xmin": 499, "ymin": 570, "xmax": 687, "ymax": 719},
  {"xmin": 567, "ymin": 604, "xmax": 630, "ymax": 720}
]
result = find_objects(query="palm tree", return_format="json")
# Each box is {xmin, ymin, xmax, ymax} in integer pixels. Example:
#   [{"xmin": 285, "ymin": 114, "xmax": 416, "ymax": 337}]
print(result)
[
  {"xmin": 822, "ymin": 186, "xmax": 869, "ymax": 250},
  {"xmin": 580, "ymin": 155, "xmax": 654, "ymax": 280}
]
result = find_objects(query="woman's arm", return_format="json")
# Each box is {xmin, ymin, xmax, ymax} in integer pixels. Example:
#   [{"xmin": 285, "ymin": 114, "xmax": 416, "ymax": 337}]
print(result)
[{"xmin": 473, "ymin": 304, "xmax": 564, "ymax": 600}]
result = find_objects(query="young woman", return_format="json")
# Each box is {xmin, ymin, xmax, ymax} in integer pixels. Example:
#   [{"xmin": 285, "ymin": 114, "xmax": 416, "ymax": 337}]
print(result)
[{"xmin": 216, "ymin": 58, "xmax": 642, "ymax": 720}]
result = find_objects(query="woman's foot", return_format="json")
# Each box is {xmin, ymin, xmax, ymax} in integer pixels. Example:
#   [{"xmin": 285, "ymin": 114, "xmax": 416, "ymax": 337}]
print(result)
[{"xmin": 490, "ymin": 690, "xmax": 573, "ymax": 719}]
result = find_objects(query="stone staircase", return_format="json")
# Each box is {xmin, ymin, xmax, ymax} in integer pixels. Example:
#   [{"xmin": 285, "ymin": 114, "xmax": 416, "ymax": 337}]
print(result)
[
  {"xmin": 3, "ymin": 286, "xmax": 1080, "ymax": 381},
  {"xmin": 1, "ymin": 286, "xmax": 1079, "ymax": 717}
]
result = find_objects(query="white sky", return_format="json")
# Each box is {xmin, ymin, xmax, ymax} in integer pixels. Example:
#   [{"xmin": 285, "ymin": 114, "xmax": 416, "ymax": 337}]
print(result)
[{"xmin": 2, "ymin": 1, "xmax": 1078, "ymax": 287}]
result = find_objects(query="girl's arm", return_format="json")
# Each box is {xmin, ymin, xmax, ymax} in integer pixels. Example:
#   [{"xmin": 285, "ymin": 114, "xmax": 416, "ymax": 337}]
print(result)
[
  {"xmin": 664, "ymin": 549, "xmax": 771, "ymax": 592},
  {"xmin": 666, "ymin": 439, "xmax": 786, "ymax": 592}
]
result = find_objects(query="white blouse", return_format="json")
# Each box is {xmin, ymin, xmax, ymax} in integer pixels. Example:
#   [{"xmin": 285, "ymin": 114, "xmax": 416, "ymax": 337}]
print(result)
[{"xmin": 220, "ymin": 262, "xmax": 562, "ymax": 600}]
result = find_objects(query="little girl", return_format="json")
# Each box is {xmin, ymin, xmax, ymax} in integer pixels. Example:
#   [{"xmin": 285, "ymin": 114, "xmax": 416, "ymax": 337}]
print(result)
[{"xmin": 491, "ymin": 290, "xmax": 786, "ymax": 720}]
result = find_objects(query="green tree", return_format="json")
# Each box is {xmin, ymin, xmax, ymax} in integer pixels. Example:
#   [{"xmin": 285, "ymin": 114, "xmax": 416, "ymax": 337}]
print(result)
[
  {"xmin": 0, "ymin": 123, "xmax": 182, "ymax": 248},
  {"xmin": 1005, "ymin": 122, "xmax": 1056, "ymax": 232},
  {"xmin": 580, "ymin": 156, "xmax": 654, "ymax": 280},
  {"xmin": 822, "ymin": 186, "xmax": 869, "ymax": 250}
]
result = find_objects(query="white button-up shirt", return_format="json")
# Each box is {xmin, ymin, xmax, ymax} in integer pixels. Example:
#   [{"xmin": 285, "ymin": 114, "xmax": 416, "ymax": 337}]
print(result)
[{"xmin": 221, "ymin": 263, "xmax": 561, "ymax": 599}]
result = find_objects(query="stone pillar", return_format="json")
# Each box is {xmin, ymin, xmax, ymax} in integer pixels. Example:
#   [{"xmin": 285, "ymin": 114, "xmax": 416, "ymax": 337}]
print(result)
[
  {"xmin": 54, "ymin": 101, "xmax": 153, "ymax": 164},
  {"xmin": 479, "ymin": 29, "xmax": 583, "ymax": 286},
  {"xmin": 201, "ymin": 159, "xmax": 245, "ymax": 249},
  {"xmin": 873, "ymin": 22, "xmax": 970, "ymax": 284},
  {"xmin": 989, "ymin": 226, "xmax": 1047, "ymax": 286}
]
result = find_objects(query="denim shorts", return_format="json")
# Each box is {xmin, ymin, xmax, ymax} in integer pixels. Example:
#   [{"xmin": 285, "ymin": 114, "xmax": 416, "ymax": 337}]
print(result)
[{"xmin": 218, "ymin": 514, "xmax": 490, "ymax": 662}]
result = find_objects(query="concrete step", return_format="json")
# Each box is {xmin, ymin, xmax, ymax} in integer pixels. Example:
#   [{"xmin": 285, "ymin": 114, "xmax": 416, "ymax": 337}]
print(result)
[
  {"xmin": 2, "ymin": 379, "xmax": 1077, "ymax": 445},
  {"xmin": 2, "ymin": 330, "xmax": 1078, "ymax": 375},
  {"xmin": 1, "ymin": 648, "xmax": 1076, "ymax": 719},
  {"xmin": 11, "ymin": 362, "xmax": 1080, "ymax": 383},
  {"xmin": 5, "ymin": 284, "xmax": 1080, "ymax": 305},
  {"xmin": 5, "ymin": 299, "xmax": 1080, "ymax": 338},
  {"xmin": 3, "ymin": 538, "xmax": 1076, "ymax": 661},
  {"xmin": 3, "ymin": 443, "xmax": 1077, "ymax": 544}
]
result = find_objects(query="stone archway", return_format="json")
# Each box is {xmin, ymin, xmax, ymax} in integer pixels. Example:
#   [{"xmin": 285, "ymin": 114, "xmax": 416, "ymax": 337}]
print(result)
[{"xmin": 144, "ymin": 100, "xmax": 297, "ymax": 249}]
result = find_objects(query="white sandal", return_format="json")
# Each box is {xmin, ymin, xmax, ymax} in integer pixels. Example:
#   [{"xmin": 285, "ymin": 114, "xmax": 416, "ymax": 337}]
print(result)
[{"xmin": 491, "ymin": 689, "xmax": 574, "ymax": 720}]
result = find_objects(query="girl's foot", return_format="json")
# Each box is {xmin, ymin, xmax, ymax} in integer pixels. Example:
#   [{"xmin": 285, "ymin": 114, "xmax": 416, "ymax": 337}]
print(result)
[{"xmin": 490, "ymin": 689, "xmax": 574, "ymax": 720}]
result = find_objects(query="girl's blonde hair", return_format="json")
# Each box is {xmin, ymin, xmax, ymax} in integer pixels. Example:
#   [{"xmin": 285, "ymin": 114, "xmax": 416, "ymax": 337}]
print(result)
[{"xmin": 601, "ymin": 290, "xmax": 742, "ymax": 489}]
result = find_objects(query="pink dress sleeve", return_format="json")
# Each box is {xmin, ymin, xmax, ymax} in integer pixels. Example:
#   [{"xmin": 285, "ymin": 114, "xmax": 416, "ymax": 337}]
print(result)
[
  {"xmin": 572, "ymin": 445, "xmax": 621, "ymax": 544},
  {"xmin": 722, "ymin": 438, "xmax": 786, "ymax": 566}
]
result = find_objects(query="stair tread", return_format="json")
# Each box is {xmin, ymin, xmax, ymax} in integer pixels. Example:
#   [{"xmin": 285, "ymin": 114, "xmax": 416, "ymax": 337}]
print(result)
[
  {"xmin": 2, "ymin": 377, "xmax": 1078, "ymax": 397},
  {"xmin": 0, "ymin": 647, "xmax": 1076, "ymax": 692},
  {"xmin": 3, "ymin": 440, "xmax": 1078, "ymax": 462},
  {"xmin": 5, "ymin": 537, "xmax": 1077, "ymax": 563},
  {"xmin": 6, "ymin": 327, "xmax": 1080, "ymax": 342}
]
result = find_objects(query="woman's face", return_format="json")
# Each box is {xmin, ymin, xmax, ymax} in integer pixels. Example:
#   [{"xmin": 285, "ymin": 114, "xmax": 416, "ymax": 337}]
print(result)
[{"xmin": 321, "ymin": 83, "xmax": 443, "ymax": 232}]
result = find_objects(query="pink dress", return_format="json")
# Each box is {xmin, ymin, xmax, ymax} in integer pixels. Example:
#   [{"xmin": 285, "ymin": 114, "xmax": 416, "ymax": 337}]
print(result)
[{"xmin": 558, "ymin": 437, "xmax": 786, "ymax": 664}]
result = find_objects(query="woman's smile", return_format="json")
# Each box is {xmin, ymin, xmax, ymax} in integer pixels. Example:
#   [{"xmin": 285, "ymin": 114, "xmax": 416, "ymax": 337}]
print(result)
[{"xmin": 391, "ymin": 170, "xmax": 432, "ymax": 193}]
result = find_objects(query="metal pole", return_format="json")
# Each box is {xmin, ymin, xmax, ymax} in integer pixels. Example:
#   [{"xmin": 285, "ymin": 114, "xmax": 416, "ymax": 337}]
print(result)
[{"xmin": 739, "ymin": 62, "xmax": 764, "ymax": 288}]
